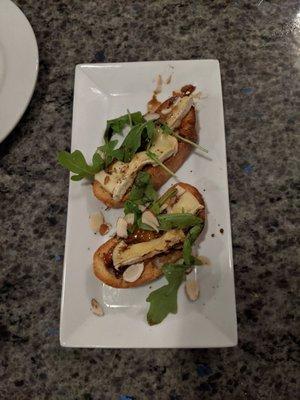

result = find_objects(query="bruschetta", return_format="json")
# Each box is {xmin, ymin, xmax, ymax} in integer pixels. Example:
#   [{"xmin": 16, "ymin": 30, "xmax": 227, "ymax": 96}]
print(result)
[{"xmin": 93, "ymin": 182, "xmax": 205, "ymax": 288}]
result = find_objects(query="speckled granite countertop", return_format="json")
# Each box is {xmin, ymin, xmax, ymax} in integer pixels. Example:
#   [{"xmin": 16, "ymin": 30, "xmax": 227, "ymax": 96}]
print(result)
[{"xmin": 0, "ymin": 1, "xmax": 299, "ymax": 399}]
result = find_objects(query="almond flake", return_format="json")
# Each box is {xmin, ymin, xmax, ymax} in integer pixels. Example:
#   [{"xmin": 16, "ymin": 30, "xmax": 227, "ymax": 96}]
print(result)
[
  {"xmin": 89, "ymin": 212, "xmax": 104, "ymax": 232},
  {"xmin": 124, "ymin": 213, "xmax": 135, "ymax": 225},
  {"xmin": 116, "ymin": 217, "xmax": 128, "ymax": 238},
  {"xmin": 141, "ymin": 210, "xmax": 159, "ymax": 232},
  {"xmin": 196, "ymin": 255, "xmax": 210, "ymax": 266},
  {"xmin": 99, "ymin": 223, "xmax": 110, "ymax": 235},
  {"xmin": 91, "ymin": 298, "xmax": 104, "ymax": 316},
  {"xmin": 185, "ymin": 279, "xmax": 200, "ymax": 301},
  {"xmin": 154, "ymin": 74, "xmax": 163, "ymax": 94},
  {"xmin": 123, "ymin": 263, "xmax": 144, "ymax": 283},
  {"xmin": 165, "ymin": 74, "xmax": 172, "ymax": 84}
]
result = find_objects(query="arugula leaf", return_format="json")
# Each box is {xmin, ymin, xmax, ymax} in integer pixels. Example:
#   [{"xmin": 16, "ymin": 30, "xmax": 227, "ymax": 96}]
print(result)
[
  {"xmin": 121, "ymin": 121, "xmax": 155, "ymax": 163},
  {"xmin": 186, "ymin": 224, "xmax": 202, "ymax": 243},
  {"xmin": 58, "ymin": 111, "xmax": 153, "ymax": 181},
  {"xmin": 124, "ymin": 200, "xmax": 141, "ymax": 216},
  {"xmin": 102, "ymin": 119, "xmax": 156, "ymax": 165},
  {"xmin": 71, "ymin": 174, "xmax": 84, "ymax": 181},
  {"xmin": 135, "ymin": 170, "xmax": 150, "ymax": 185},
  {"xmin": 127, "ymin": 109, "xmax": 133, "ymax": 128},
  {"xmin": 131, "ymin": 112, "xmax": 145, "ymax": 125},
  {"xmin": 123, "ymin": 171, "xmax": 158, "ymax": 230},
  {"xmin": 92, "ymin": 152, "xmax": 104, "ymax": 171},
  {"xmin": 123, "ymin": 200, "xmax": 141, "ymax": 232},
  {"xmin": 146, "ymin": 224, "xmax": 203, "ymax": 325},
  {"xmin": 157, "ymin": 213, "xmax": 203, "ymax": 231},
  {"xmin": 98, "ymin": 140, "xmax": 125, "ymax": 168},
  {"xmin": 57, "ymin": 150, "xmax": 104, "ymax": 180},
  {"xmin": 145, "ymin": 182, "xmax": 158, "ymax": 202},
  {"xmin": 149, "ymin": 187, "xmax": 177, "ymax": 214},
  {"xmin": 104, "ymin": 111, "xmax": 144, "ymax": 141},
  {"xmin": 146, "ymin": 263, "xmax": 186, "ymax": 325},
  {"xmin": 128, "ymin": 171, "xmax": 157, "ymax": 204},
  {"xmin": 137, "ymin": 220, "xmax": 155, "ymax": 231},
  {"xmin": 160, "ymin": 123, "xmax": 173, "ymax": 135},
  {"xmin": 183, "ymin": 225, "xmax": 202, "ymax": 265}
]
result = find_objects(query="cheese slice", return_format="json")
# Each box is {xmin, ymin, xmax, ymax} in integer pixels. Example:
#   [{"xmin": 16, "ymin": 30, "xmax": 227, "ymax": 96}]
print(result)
[
  {"xmin": 112, "ymin": 229, "xmax": 185, "ymax": 268},
  {"xmin": 95, "ymin": 131, "xmax": 178, "ymax": 201},
  {"xmin": 170, "ymin": 191, "xmax": 204, "ymax": 215},
  {"xmin": 164, "ymin": 96, "xmax": 193, "ymax": 129}
]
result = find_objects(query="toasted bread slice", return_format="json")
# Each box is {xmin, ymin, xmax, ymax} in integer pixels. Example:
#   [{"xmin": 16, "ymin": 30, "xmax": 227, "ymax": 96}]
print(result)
[
  {"xmin": 93, "ymin": 182, "xmax": 205, "ymax": 288},
  {"xmin": 93, "ymin": 91, "xmax": 197, "ymax": 208}
]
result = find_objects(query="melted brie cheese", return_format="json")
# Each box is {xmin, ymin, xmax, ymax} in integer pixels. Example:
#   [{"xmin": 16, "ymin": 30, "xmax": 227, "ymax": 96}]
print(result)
[
  {"xmin": 95, "ymin": 131, "xmax": 178, "ymax": 201},
  {"xmin": 170, "ymin": 191, "xmax": 204, "ymax": 215},
  {"xmin": 112, "ymin": 229, "xmax": 185, "ymax": 268},
  {"xmin": 164, "ymin": 96, "xmax": 193, "ymax": 129}
]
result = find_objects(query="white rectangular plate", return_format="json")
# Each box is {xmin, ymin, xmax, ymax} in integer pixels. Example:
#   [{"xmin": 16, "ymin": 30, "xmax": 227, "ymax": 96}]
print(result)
[{"xmin": 60, "ymin": 60, "xmax": 237, "ymax": 348}]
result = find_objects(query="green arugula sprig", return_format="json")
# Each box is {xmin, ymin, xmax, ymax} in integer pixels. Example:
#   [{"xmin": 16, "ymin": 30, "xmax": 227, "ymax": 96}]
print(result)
[
  {"xmin": 97, "ymin": 140, "xmax": 124, "ymax": 168},
  {"xmin": 146, "ymin": 224, "xmax": 203, "ymax": 326},
  {"xmin": 158, "ymin": 213, "xmax": 203, "ymax": 231},
  {"xmin": 147, "ymin": 263, "xmax": 186, "ymax": 325},
  {"xmin": 101, "ymin": 117, "xmax": 156, "ymax": 166},
  {"xmin": 57, "ymin": 111, "xmax": 157, "ymax": 179},
  {"xmin": 124, "ymin": 173, "xmax": 203, "ymax": 234},
  {"xmin": 149, "ymin": 187, "xmax": 178, "ymax": 214},
  {"xmin": 127, "ymin": 171, "xmax": 158, "ymax": 205},
  {"xmin": 121, "ymin": 120, "xmax": 155, "ymax": 163},
  {"xmin": 183, "ymin": 225, "xmax": 203, "ymax": 265},
  {"xmin": 104, "ymin": 111, "xmax": 144, "ymax": 141},
  {"xmin": 57, "ymin": 150, "xmax": 104, "ymax": 181},
  {"xmin": 124, "ymin": 171, "xmax": 158, "ymax": 232}
]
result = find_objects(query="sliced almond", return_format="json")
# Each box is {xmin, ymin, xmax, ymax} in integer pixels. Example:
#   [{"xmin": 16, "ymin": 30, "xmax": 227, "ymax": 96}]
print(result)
[
  {"xmin": 144, "ymin": 112, "xmax": 160, "ymax": 121},
  {"xmin": 99, "ymin": 223, "xmax": 110, "ymax": 236},
  {"xmin": 185, "ymin": 279, "xmax": 200, "ymax": 301},
  {"xmin": 123, "ymin": 263, "xmax": 144, "ymax": 283},
  {"xmin": 165, "ymin": 74, "xmax": 172, "ymax": 85},
  {"xmin": 124, "ymin": 213, "xmax": 135, "ymax": 225},
  {"xmin": 89, "ymin": 212, "xmax": 104, "ymax": 232},
  {"xmin": 154, "ymin": 74, "xmax": 163, "ymax": 94},
  {"xmin": 116, "ymin": 217, "xmax": 128, "ymax": 238},
  {"xmin": 91, "ymin": 298, "xmax": 104, "ymax": 316},
  {"xmin": 141, "ymin": 210, "xmax": 159, "ymax": 232},
  {"xmin": 196, "ymin": 255, "xmax": 210, "ymax": 266},
  {"xmin": 138, "ymin": 205, "xmax": 147, "ymax": 212}
]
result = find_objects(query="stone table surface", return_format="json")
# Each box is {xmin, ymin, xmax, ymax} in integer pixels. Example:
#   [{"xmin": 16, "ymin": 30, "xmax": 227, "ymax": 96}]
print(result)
[{"xmin": 0, "ymin": 1, "xmax": 299, "ymax": 399}]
